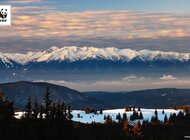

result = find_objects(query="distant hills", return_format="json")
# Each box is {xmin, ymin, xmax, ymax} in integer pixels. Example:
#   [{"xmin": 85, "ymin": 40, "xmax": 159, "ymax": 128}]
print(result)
[
  {"xmin": 0, "ymin": 81, "xmax": 104, "ymax": 110},
  {"xmin": 84, "ymin": 88, "xmax": 190, "ymax": 109},
  {"xmin": 0, "ymin": 81, "xmax": 190, "ymax": 109}
]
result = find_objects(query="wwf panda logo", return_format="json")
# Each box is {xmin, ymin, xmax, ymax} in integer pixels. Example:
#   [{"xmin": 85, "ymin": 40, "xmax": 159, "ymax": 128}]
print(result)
[{"xmin": 0, "ymin": 8, "xmax": 7, "ymax": 19}]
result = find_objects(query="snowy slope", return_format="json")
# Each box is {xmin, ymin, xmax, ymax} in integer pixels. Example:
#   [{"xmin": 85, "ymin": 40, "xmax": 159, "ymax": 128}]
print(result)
[
  {"xmin": 15, "ymin": 108, "xmax": 181, "ymax": 124},
  {"xmin": 0, "ymin": 52, "xmax": 13, "ymax": 68},
  {"xmin": 1, "ymin": 46, "xmax": 190, "ymax": 66}
]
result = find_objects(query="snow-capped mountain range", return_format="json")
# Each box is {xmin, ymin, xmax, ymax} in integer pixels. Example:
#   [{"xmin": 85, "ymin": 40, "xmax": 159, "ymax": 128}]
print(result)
[
  {"xmin": 0, "ymin": 46, "xmax": 190, "ymax": 68},
  {"xmin": 0, "ymin": 46, "xmax": 189, "ymax": 83}
]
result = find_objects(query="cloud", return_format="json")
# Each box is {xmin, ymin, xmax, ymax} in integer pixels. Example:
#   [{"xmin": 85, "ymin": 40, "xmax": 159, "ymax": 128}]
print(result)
[
  {"xmin": 1, "ymin": 9, "xmax": 190, "ymax": 39},
  {"xmin": 122, "ymin": 75, "xmax": 146, "ymax": 83},
  {"xmin": 35, "ymin": 76, "xmax": 190, "ymax": 92},
  {"xmin": 159, "ymin": 75, "xmax": 178, "ymax": 80},
  {"xmin": 1, "ymin": 8, "xmax": 190, "ymax": 52}
]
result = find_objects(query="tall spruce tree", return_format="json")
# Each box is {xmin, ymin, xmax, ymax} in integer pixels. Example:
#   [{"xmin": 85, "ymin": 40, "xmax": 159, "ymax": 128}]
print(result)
[
  {"xmin": 0, "ymin": 91, "xmax": 14, "ymax": 120},
  {"xmin": 33, "ymin": 100, "xmax": 39, "ymax": 119},
  {"xmin": 25, "ymin": 97, "xmax": 32, "ymax": 119},
  {"xmin": 67, "ymin": 105, "xmax": 73, "ymax": 120},
  {"xmin": 51, "ymin": 103, "xmax": 56, "ymax": 119},
  {"xmin": 44, "ymin": 87, "xmax": 52, "ymax": 119}
]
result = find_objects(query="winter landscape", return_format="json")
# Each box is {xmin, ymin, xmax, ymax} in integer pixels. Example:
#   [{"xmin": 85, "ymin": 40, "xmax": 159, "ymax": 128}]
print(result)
[
  {"xmin": 15, "ymin": 108, "xmax": 181, "ymax": 124},
  {"xmin": 1, "ymin": 0, "xmax": 190, "ymax": 140}
]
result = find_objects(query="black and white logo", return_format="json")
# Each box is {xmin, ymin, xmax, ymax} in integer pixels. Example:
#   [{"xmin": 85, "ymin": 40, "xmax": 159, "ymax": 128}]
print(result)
[{"xmin": 0, "ymin": 5, "xmax": 11, "ymax": 26}]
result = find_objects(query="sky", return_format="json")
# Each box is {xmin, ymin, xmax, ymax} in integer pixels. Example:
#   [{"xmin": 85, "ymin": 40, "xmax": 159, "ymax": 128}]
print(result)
[
  {"xmin": 0, "ymin": 0, "xmax": 190, "ymax": 53},
  {"xmin": 0, "ymin": 0, "xmax": 190, "ymax": 91}
]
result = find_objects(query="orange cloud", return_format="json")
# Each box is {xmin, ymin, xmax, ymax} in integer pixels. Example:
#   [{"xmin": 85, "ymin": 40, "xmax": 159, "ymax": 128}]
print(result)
[{"xmin": 1, "ymin": 7, "xmax": 190, "ymax": 40}]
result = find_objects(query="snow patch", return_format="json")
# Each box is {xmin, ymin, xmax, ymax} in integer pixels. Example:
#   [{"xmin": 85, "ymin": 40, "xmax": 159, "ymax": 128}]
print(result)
[{"xmin": 15, "ymin": 108, "xmax": 181, "ymax": 124}]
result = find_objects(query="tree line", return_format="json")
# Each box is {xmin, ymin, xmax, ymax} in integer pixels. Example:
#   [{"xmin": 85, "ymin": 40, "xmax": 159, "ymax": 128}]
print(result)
[{"xmin": 0, "ymin": 87, "xmax": 190, "ymax": 140}]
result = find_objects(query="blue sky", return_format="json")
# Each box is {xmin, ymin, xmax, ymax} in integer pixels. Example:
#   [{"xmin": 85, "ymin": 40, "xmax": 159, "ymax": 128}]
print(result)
[
  {"xmin": 54, "ymin": 0, "xmax": 190, "ymax": 14},
  {"xmin": 11, "ymin": 0, "xmax": 190, "ymax": 13},
  {"xmin": 0, "ymin": 0, "xmax": 190, "ymax": 53}
]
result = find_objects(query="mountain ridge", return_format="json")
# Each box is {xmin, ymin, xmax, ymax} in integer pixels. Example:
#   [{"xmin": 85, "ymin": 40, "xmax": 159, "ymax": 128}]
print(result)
[
  {"xmin": 0, "ymin": 81, "xmax": 104, "ymax": 109},
  {"xmin": 84, "ymin": 88, "xmax": 190, "ymax": 108},
  {"xmin": 1, "ymin": 46, "xmax": 190, "ymax": 67}
]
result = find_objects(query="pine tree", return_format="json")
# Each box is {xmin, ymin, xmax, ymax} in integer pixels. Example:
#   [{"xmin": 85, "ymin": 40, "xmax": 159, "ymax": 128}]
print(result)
[
  {"xmin": 67, "ymin": 105, "xmax": 73, "ymax": 120},
  {"xmin": 55, "ymin": 100, "xmax": 62, "ymax": 119},
  {"xmin": 51, "ymin": 103, "xmax": 56, "ymax": 119},
  {"xmin": 99, "ymin": 109, "xmax": 103, "ymax": 114},
  {"xmin": 123, "ymin": 120, "xmax": 132, "ymax": 136},
  {"xmin": 138, "ymin": 107, "xmax": 141, "ymax": 112},
  {"xmin": 105, "ymin": 115, "xmax": 112, "ymax": 124},
  {"xmin": 123, "ymin": 113, "xmax": 127, "ymax": 122},
  {"xmin": 133, "ymin": 106, "xmax": 136, "ymax": 112},
  {"xmin": 116, "ymin": 113, "xmax": 121, "ymax": 122},
  {"xmin": 177, "ymin": 111, "xmax": 184, "ymax": 120},
  {"xmin": 33, "ymin": 100, "xmax": 39, "ymax": 119},
  {"xmin": 44, "ymin": 87, "xmax": 52, "ymax": 119},
  {"xmin": 133, "ymin": 123, "xmax": 142, "ymax": 138},
  {"xmin": 39, "ymin": 105, "xmax": 44, "ymax": 119},
  {"xmin": 104, "ymin": 115, "xmax": 106, "ymax": 120},
  {"xmin": 164, "ymin": 114, "xmax": 168, "ymax": 123},
  {"xmin": 61, "ymin": 102, "xmax": 67, "ymax": 120},
  {"xmin": 162, "ymin": 110, "xmax": 165, "ymax": 114},
  {"xmin": 0, "ymin": 93, "xmax": 14, "ymax": 120},
  {"xmin": 77, "ymin": 113, "xmax": 80, "ymax": 118},
  {"xmin": 130, "ymin": 111, "xmax": 138, "ymax": 121},
  {"xmin": 25, "ymin": 97, "xmax": 32, "ymax": 119},
  {"xmin": 139, "ymin": 111, "xmax": 143, "ymax": 119},
  {"xmin": 7, "ymin": 101, "xmax": 14, "ymax": 119},
  {"xmin": 154, "ymin": 109, "xmax": 158, "ymax": 116}
]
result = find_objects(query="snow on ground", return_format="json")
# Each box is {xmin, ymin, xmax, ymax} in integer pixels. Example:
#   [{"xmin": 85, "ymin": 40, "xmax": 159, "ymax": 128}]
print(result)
[{"xmin": 15, "ymin": 108, "xmax": 181, "ymax": 124}]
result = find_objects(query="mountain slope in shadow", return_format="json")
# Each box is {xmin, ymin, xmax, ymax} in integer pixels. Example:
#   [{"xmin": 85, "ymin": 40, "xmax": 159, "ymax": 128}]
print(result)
[{"xmin": 0, "ymin": 81, "xmax": 104, "ymax": 110}]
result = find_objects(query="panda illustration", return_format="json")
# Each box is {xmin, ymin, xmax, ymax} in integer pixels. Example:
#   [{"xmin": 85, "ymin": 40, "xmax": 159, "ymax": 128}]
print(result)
[{"xmin": 0, "ymin": 8, "xmax": 7, "ymax": 19}]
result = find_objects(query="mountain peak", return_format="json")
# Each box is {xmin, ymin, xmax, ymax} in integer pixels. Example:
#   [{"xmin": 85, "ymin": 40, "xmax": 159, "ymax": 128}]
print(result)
[
  {"xmin": 0, "ymin": 46, "xmax": 190, "ymax": 66},
  {"xmin": 46, "ymin": 46, "xmax": 60, "ymax": 53}
]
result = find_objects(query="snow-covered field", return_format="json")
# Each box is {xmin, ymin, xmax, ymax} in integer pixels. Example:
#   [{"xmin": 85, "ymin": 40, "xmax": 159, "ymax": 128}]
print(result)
[{"xmin": 15, "ymin": 108, "xmax": 181, "ymax": 123}]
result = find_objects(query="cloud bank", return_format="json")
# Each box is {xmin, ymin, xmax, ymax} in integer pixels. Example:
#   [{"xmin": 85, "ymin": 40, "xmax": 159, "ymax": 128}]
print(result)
[
  {"xmin": 35, "ymin": 75, "xmax": 190, "ymax": 91},
  {"xmin": 0, "ymin": 7, "xmax": 190, "ymax": 52},
  {"xmin": 160, "ymin": 75, "xmax": 178, "ymax": 80}
]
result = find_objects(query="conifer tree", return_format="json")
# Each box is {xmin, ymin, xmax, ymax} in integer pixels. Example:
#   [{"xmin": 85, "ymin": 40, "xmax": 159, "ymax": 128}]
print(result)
[
  {"xmin": 105, "ymin": 115, "xmax": 112, "ymax": 124},
  {"xmin": 138, "ymin": 107, "xmax": 141, "ymax": 112},
  {"xmin": 139, "ymin": 111, "xmax": 143, "ymax": 119},
  {"xmin": 77, "ymin": 113, "xmax": 80, "ymax": 118},
  {"xmin": 123, "ymin": 120, "xmax": 132, "ymax": 136},
  {"xmin": 61, "ymin": 102, "xmax": 67, "ymax": 120},
  {"xmin": 44, "ymin": 87, "xmax": 52, "ymax": 119},
  {"xmin": 33, "ymin": 100, "xmax": 39, "ymax": 119},
  {"xmin": 116, "ymin": 113, "xmax": 121, "ymax": 122},
  {"xmin": 51, "ymin": 103, "xmax": 56, "ymax": 119},
  {"xmin": 162, "ymin": 110, "xmax": 165, "ymax": 114},
  {"xmin": 67, "ymin": 105, "xmax": 73, "ymax": 120},
  {"xmin": 0, "ymin": 92, "xmax": 14, "ymax": 120},
  {"xmin": 123, "ymin": 113, "xmax": 127, "ymax": 122},
  {"xmin": 55, "ymin": 100, "xmax": 62, "ymax": 119},
  {"xmin": 154, "ymin": 109, "xmax": 158, "ymax": 116},
  {"xmin": 39, "ymin": 104, "xmax": 44, "ymax": 119},
  {"xmin": 133, "ymin": 123, "xmax": 142, "ymax": 139},
  {"xmin": 25, "ymin": 97, "xmax": 32, "ymax": 119},
  {"xmin": 164, "ymin": 114, "xmax": 168, "ymax": 123},
  {"xmin": 104, "ymin": 115, "xmax": 106, "ymax": 120},
  {"xmin": 99, "ymin": 109, "xmax": 103, "ymax": 114}
]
